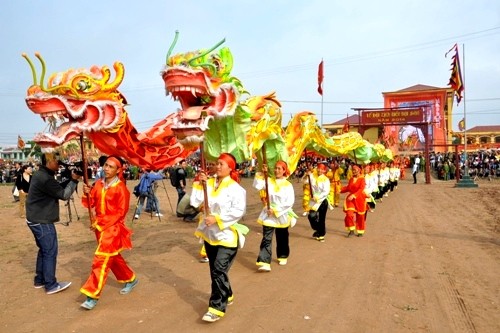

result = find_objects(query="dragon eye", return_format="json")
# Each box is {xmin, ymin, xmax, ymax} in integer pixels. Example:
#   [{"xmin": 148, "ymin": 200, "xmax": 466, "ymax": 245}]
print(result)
[
  {"xmin": 76, "ymin": 80, "xmax": 88, "ymax": 91},
  {"xmin": 212, "ymin": 59, "xmax": 221, "ymax": 72}
]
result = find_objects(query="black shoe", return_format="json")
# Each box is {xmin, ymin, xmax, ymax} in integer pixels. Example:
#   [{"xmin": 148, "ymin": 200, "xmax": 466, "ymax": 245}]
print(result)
[
  {"xmin": 347, "ymin": 230, "xmax": 354, "ymax": 238},
  {"xmin": 357, "ymin": 233, "xmax": 363, "ymax": 237},
  {"xmin": 312, "ymin": 231, "xmax": 319, "ymax": 238}
]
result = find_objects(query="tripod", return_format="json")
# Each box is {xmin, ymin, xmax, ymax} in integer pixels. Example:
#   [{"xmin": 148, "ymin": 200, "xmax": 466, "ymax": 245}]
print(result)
[
  {"xmin": 132, "ymin": 183, "xmax": 161, "ymax": 223},
  {"xmin": 60, "ymin": 195, "xmax": 81, "ymax": 226}
]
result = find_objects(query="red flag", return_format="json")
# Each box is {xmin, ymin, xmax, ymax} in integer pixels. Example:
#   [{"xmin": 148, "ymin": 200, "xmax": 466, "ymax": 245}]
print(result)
[
  {"xmin": 446, "ymin": 44, "xmax": 464, "ymax": 105},
  {"xmin": 342, "ymin": 119, "xmax": 349, "ymax": 133},
  {"xmin": 458, "ymin": 118, "xmax": 465, "ymax": 131},
  {"xmin": 17, "ymin": 135, "xmax": 25, "ymax": 150},
  {"xmin": 317, "ymin": 60, "xmax": 324, "ymax": 96}
]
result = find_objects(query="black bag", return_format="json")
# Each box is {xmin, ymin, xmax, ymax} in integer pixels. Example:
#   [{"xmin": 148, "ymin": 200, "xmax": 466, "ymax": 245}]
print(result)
[
  {"xmin": 133, "ymin": 184, "xmax": 140, "ymax": 197},
  {"xmin": 169, "ymin": 168, "xmax": 179, "ymax": 187}
]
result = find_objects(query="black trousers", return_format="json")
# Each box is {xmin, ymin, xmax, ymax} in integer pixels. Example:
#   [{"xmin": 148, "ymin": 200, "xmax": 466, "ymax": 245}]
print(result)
[
  {"xmin": 413, "ymin": 171, "xmax": 417, "ymax": 183},
  {"xmin": 308, "ymin": 200, "xmax": 328, "ymax": 237},
  {"xmin": 204, "ymin": 241, "xmax": 238, "ymax": 314},
  {"xmin": 257, "ymin": 225, "xmax": 290, "ymax": 264}
]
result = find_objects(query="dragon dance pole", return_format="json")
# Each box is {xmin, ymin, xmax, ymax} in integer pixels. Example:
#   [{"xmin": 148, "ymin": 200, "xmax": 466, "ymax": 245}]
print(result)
[
  {"xmin": 199, "ymin": 142, "xmax": 209, "ymax": 215},
  {"xmin": 261, "ymin": 144, "xmax": 271, "ymax": 209},
  {"xmin": 304, "ymin": 148, "xmax": 314, "ymax": 195},
  {"xmin": 79, "ymin": 134, "xmax": 94, "ymax": 229}
]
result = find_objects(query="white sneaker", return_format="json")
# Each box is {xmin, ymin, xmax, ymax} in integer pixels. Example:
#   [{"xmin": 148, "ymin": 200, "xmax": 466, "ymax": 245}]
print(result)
[
  {"xmin": 278, "ymin": 259, "xmax": 288, "ymax": 266},
  {"xmin": 258, "ymin": 265, "xmax": 271, "ymax": 272},
  {"xmin": 154, "ymin": 213, "xmax": 163, "ymax": 217},
  {"xmin": 202, "ymin": 311, "xmax": 221, "ymax": 322},
  {"xmin": 134, "ymin": 214, "xmax": 139, "ymax": 219}
]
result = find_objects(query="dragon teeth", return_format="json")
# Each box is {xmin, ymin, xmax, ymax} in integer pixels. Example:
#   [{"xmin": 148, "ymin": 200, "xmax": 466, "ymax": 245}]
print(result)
[{"xmin": 169, "ymin": 85, "xmax": 203, "ymax": 96}]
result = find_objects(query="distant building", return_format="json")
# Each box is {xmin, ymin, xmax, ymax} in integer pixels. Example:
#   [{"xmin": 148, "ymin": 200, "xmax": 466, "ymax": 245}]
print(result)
[
  {"xmin": 323, "ymin": 84, "xmax": 500, "ymax": 153},
  {"xmin": 455, "ymin": 125, "xmax": 500, "ymax": 150},
  {"xmin": 0, "ymin": 146, "xmax": 29, "ymax": 162}
]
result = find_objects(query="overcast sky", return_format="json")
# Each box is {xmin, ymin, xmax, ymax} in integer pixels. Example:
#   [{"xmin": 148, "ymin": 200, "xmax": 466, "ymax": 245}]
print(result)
[{"xmin": 1, "ymin": 0, "xmax": 499, "ymax": 146}]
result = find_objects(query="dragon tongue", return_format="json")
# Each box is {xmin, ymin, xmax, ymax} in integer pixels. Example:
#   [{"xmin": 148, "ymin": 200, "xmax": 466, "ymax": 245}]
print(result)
[{"xmin": 181, "ymin": 106, "xmax": 207, "ymax": 120}]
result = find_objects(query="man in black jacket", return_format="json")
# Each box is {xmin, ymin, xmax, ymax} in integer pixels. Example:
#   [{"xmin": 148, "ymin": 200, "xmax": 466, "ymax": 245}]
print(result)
[
  {"xmin": 175, "ymin": 160, "xmax": 188, "ymax": 204},
  {"xmin": 26, "ymin": 152, "xmax": 81, "ymax": 295}
]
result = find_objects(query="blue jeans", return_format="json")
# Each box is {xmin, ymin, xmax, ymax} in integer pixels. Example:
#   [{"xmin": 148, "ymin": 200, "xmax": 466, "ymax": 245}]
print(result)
[
  {"xmin": 26, "ymin": 221, "xmax": 59, "ymax": 291},
  {"xmin": 136, "ymin": 193, "xmax": 160, "ymax": 215}
]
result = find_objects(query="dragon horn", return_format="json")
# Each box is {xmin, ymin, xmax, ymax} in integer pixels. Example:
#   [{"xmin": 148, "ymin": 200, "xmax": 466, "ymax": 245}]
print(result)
[
  {"xmin": 21, "ymin": 53, "xmax": 38, "ymax": 85},
  {"xmin": 166, "ymin": 30, "xmax": 179, "ymax": 64},
  {"xmin": 101, "ymin": 62, "xmax": 125, "ymax": 92},
  {"xmin": 188, "ymin": 38, "xmax": 226, "ymax": 66},
  {"xmin": 34, "ymin": 53, "xmax": 47, "ymax": 91}
]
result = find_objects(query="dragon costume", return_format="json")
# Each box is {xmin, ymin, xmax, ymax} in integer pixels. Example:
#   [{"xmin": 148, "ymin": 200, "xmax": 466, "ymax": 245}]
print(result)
[
  {"xmin": 22, "ymin": 34, "xmax": 392, "ymax": 171},
  {"xmin": 22, "ymin": 53, "xmax": 194, "ymax": 169},
  {"xmin": 161, "ymin": 33, "xmax": 392, "ymax": 175}
]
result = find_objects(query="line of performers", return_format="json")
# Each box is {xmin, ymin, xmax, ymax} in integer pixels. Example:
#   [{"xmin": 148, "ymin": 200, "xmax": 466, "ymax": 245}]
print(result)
[
  {"xmin": 302, "ymin": 159, "xmax": 403, "ymax": 238},
  {"xmin": 187, "ymin": 153, "xmax": 404, "ymax": 323}
]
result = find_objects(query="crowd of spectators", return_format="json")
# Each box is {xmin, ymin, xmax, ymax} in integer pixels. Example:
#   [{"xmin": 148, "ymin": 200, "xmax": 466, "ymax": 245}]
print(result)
[
  {"xmin": 2, "ymin": 148, "xmax": 497, "ymax": 186},
  {"xmin": 423, "ymin": 150, "xmax": 499, "ymax": 181}
]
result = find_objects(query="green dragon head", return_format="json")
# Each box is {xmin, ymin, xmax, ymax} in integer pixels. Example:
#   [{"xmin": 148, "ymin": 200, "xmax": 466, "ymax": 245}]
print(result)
[{"xmin": 161, "ymin": 36, "xmax": 247, "ymax": 149}]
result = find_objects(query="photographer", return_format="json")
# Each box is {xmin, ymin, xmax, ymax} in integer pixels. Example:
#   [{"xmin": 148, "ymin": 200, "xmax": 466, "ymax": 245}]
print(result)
[
  {"xmin": 134, "ymin": 169, "xmax": 164, "ymax": 219},
  {"xmin": 26, "ymin": 152, "xmax": 82, "ymax": 294}
]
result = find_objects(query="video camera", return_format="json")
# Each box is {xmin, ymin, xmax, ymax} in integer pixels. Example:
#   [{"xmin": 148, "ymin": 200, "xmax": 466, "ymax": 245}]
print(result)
[{"xmin": 59, "ymin": 161, "xmax": 92, "ymax": 182}]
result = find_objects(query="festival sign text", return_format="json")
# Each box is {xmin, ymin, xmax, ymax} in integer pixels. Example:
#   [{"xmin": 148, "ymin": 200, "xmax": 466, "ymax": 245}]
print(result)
[{"xmin": 361, "ymin": 108, "xmax": 424, "ymax": 125}]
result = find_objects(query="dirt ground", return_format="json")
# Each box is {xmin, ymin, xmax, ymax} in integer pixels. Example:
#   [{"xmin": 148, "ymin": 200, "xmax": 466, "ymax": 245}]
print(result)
[{"xmin": 0, "ymin": 172, "xmax": 498, "ymax": 333}]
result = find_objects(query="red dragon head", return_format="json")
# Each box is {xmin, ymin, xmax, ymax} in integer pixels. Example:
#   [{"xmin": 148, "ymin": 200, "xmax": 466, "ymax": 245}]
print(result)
[{"xmin": 22, "ymin": 53, "xmax": 127, "ymax": 147}]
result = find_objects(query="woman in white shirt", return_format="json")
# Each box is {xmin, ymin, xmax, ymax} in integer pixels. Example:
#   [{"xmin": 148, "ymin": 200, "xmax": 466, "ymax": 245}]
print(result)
[
  {"xmin": 307, "ymin": 163, "xmax": 330, "ymax": 242},
  {"xmin": 191, "ymin": 153, "xmax": 247, "ymax": 323},
  {"xmin": 253, "ymin": 161, "xmax": 297, "ymax": 272}
]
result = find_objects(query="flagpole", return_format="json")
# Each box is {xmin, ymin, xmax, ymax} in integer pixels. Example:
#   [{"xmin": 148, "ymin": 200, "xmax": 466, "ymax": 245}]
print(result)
[
  {"xmin": 321, "ymin": 87, "xmax": 324, "ymax": 125},
  {"xmin": 456, "ymin": 43, "xmax": 477, "ymax": 188},
  {"xmin": 462, "ymin": 43, "xmax": 468, "ymax": 175},
  {"xmin": 321, "ymin": 58, "xmax": 324, "ymax": 125}
]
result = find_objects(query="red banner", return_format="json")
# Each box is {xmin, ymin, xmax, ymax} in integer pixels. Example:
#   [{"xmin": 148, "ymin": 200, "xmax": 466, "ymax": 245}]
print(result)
[{"xmin": 317, "ymin": 60, "xmax": 324, "ymax": 96}]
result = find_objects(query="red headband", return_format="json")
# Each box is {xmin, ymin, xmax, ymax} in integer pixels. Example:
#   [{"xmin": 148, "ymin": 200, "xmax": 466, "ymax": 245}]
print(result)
[
  {"xmin": 317, "ymin": 163, "xmax": 327, "ymax": 172},
  {"xmin": 352, "ymin": 165, "xmax": 361, "ymax": 172},
  {"xmin": 219, "ymin": 153, "xmax": 236, "ymax": 171},
  {"xmin": 219, "ymin": 153, "xmax": 239, "ymax": 183},
  {"xmin": 107, "ymin": 157, "xmax": 122, "ymax": 169},
  {"xmin": 275, "ymin": 160, "xmax": 290, "ymax": 176}
]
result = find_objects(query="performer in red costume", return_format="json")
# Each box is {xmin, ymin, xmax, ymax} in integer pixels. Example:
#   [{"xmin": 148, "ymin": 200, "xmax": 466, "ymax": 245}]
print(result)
[
  {"xmin": 340, "ymin": 165, "xmax": 368, "ymax": 237},
  {"xmin": 79, "ymin": 156, "xmax": 138, "ymax": 310}
]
